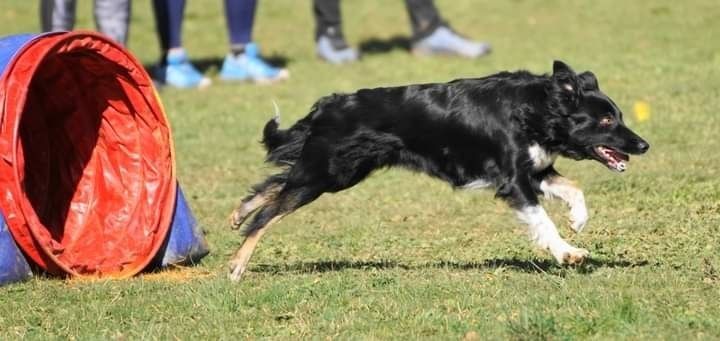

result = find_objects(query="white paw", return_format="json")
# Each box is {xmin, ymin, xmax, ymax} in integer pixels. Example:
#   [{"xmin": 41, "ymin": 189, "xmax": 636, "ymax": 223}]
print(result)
[
  {"xmin": 570, "ymin": 204, "xmax": 588, "ymax": 233},
  {"xmin": 553, "ymin": 247, "xmax": 589, "ymax": 265}
]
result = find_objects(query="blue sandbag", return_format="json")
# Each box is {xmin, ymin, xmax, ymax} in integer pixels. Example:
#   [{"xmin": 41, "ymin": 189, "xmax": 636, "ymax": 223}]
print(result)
[
  {"xmin": 0, "ymin": 34, "xmax": 34, "ymax": 286},
  {"xmin": 155, "ymin": 184, "xmax": 210, "ymax": 267},
  {"xmin": 0, "ymin": 214, "xmax": 32, "ymax": 286}
]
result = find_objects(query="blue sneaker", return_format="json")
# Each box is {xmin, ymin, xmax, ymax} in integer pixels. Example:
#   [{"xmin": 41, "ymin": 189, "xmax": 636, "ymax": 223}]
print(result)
[
  {"xmin": 219, "ymin": 43, "xmax": 289, "ymax": 84},
  {"xmin": 316, "ymin": 34, "xmax": 359, "ymax": 64},
  {"xmin": 155, "ymin": 48, "xmax": 211, "ymax": 89},
  {"xmin": 411, "ymin": 26, "xmax": 491, "ymax": 58}
]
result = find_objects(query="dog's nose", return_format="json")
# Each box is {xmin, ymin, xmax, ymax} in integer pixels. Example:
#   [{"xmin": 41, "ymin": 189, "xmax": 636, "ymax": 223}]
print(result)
[{"xmin": 637, "ymin": 141, "xmax": 650, "ymax": 154}]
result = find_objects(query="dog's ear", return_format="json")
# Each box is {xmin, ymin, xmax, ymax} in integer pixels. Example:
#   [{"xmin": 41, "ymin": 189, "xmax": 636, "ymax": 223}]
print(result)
[
  {"xmin": 552, "ymin": 60, "xmax": 580, "ymax": 93},
  {"xmin": 578, "ymin": 71, "xmax": 599, "ymax": 91}
]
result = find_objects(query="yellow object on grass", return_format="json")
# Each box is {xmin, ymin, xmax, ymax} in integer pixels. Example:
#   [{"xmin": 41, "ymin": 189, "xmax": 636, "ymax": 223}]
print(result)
[{"xmin": 633, "ymin": 101, "xmax": 651, "ymax": 122}]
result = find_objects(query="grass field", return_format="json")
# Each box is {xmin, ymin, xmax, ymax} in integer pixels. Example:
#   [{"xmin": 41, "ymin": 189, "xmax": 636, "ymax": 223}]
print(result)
[{"xmin": 2, "ymin": 0, "xmax": 720, "ymax": 339}]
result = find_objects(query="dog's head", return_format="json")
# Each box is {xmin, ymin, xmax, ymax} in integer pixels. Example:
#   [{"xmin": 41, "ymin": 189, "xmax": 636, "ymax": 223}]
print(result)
[{"xmin": 551, "ymin": 60, "xmax": 649, "ymax": 172}]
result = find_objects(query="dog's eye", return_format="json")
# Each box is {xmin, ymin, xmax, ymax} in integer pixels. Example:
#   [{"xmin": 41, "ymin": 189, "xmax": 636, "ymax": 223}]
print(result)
[{"xmin": 600, "ymin": 116, "xmax": 614, "ymax": 126}]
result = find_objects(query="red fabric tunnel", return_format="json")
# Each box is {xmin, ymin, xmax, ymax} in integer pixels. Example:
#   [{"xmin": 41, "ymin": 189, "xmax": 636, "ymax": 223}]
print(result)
[{"xmin": 0, "ymin": 32, "xmax": 176, "ymax": 278}]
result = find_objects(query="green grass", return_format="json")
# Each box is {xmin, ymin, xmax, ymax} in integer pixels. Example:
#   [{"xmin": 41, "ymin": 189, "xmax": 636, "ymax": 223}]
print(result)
[{"xmin": 2, "ymin": 0, "xmax": 720, "ymax": 339}]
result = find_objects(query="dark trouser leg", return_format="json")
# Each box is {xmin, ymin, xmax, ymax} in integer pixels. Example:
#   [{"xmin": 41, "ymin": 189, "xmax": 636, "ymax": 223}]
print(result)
[
  {"xmin": 152, "ymin": 0, "xmax": 185, "ymax": 58},
  {"xmin": 313, "ymin": 0, "xmax": 342, "ymax": 40},
  {"xmin": 224, "ymin": 0, "xmax": 257, "ymax": 48}
]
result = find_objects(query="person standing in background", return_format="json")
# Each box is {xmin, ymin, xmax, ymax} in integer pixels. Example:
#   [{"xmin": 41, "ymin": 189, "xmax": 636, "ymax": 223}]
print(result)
[
  {"xmin": 152, "ymin": 0, "xmax": 288, "ymax": 89},
  {"xmin": 313, "ymin": 0, "xmax": 491, "ymax": 64},
  {"xmin": 40, "ymin": 0, "xmax": 131, "ymax": 45}
]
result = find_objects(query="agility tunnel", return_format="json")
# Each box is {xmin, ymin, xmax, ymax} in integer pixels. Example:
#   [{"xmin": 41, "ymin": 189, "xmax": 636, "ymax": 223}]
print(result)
[{"xmin": 0, "ymin": 32, "xmax": 208, "ymax": 286}]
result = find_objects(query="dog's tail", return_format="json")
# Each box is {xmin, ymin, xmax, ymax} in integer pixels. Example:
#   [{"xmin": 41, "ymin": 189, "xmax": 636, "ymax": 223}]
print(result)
[{"xmin": 261, "ymin": 101, "xmax": 311, "ymax": 166}]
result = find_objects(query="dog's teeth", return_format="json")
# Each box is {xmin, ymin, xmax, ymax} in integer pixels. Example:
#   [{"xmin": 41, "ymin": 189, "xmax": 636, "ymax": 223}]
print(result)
[{"xmin": 616, "ymin": 161, "xmax": 627, "ymax": 172}]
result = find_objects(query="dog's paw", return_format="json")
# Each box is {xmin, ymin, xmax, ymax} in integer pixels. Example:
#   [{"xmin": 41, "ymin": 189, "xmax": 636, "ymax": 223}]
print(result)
[
  {"xmin": 569, "ymin": 204, "xmax": 588, "ymax": 233},
  {"xmin": 228, "ymin": 260, "xmax": 246, "ymax": 282},
  {"xmin": 559, "ymin": 247, "xmax": 589, "ymax": 265},
  {"xmin": 229, "ymin": 208, "xmax": 250, "ymax": 230}
]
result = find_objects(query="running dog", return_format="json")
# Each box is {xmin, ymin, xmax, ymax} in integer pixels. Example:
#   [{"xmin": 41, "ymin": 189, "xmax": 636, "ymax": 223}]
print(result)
[{"xmin": 227, "ymin": 60, "xmax": 649, "ymax": 281}]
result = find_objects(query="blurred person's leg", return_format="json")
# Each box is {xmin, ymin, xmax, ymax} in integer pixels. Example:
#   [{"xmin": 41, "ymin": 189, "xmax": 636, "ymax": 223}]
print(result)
[
  {"xmin": 405, "ymin": 0, "xmax": 444, "ymax": 42},
  {"xmin": 40, "ymin": 0, "xmax": 76, "ymax": 32},
  {"xmin": 406, "ymin": 0, "xmax": 491, "ymax": 58},
  {"xmin": 93, "ymin": 0, "xmax": 131, "ymax": 45},
  {"xmin": 152, "ymin": 0, "xmax": 184, "ymax": 52},
  {"xmin": 313, "ymin": 0, "xmax": 358, "ymax": 64},
  {"xmin": 225, "ymin": 0, "xmax": 256, "ymax": 49},
  {"xmin": 221, "ymin": 0, "xmax": 289, "ymax": 83},
  {"xmin": 151, "ymin": 0, "xmax": 210, "ymax": 88},
  {"xmin": 313, "ymin": 0, "xmax": 341, "ymax": 41}
]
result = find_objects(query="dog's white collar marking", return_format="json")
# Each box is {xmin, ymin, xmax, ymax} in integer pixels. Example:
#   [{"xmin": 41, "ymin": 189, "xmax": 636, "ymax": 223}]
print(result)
[{"xmin": 528, "ymin": 144, "xmax": 557, "ymax": 171}]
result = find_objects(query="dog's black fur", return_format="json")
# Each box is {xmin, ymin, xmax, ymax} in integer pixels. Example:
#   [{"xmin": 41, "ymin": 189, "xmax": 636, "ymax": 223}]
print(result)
[{"xmin": 228, "ymin": 60, "xmax": 649, "ymax": 279}]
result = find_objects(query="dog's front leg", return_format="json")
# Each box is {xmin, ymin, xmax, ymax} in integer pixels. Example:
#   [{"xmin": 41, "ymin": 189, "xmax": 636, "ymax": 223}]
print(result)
[
  {"xmin": 504, "ymin": 177, "xmax": 589, "ymax": 265},
  {"xmin": 538, "ymin": 172, "xmax": 588, "ymax": 233},
  {"xmin": 515, "ymin": 205, "xmax": 589, "ymax": 265}
]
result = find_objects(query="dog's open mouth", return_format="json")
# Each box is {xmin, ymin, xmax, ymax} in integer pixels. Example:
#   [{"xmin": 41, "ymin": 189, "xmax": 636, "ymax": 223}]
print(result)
[{"xmin": 594, "ymin": 145, "xmax": 629, "ymax": 172}]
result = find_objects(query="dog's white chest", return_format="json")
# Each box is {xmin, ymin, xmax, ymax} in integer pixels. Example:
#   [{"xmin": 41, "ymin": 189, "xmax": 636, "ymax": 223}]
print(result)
[{"xmin": 528, "ymin": 144, "xmax": 557, "ymax": 171}]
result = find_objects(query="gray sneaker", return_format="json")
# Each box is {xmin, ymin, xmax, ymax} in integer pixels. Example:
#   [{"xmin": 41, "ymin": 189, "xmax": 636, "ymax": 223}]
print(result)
[
  {"xmin": 411, "ymin": 26, "xmax": 491, "ymax": 58},
  {"xmin": 316, "ymin": 34, "xmax": 359, "ymax": 64}
]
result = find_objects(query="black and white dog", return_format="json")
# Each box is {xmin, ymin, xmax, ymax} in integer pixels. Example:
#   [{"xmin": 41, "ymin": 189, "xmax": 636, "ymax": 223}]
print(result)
[{"xmin": 228, "ymin": 61, "xmax": 649, "ymax": 281}]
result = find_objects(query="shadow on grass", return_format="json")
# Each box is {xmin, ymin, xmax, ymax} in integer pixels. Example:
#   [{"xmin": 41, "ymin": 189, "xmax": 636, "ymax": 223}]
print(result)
[
  {"xmin": 191, "ymin": 54, "xmax": 291, "ymax": 72},
  {"xmin": 251, "ymin": 257, "xmax": 650, "ymax": 275},
  {"xmin": 358, "ymin": 35, "xmax": 411, "ymax": 55}
]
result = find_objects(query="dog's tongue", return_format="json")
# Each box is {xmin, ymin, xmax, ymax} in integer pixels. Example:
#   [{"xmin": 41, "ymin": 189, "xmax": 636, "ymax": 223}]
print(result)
[{"xmin": 608, "ymin": 149, "xmax": 630, "ymax": 162}]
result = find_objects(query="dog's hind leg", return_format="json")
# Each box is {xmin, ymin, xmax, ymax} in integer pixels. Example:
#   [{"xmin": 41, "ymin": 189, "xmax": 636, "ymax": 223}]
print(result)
[
  {"xmin": 228, "ymin": 183, "xmax": 325, "ymax": 281},
  {"xmin": 230, "ymin": 173, "xmax": 287, "ymax": 229},
  {"xmin": 228, "ymin": 130, "xmax": 402, "ymax": 281},
  {"xmin": 228, "ymin": 208, "xmax": 282, "ymax": 281}
]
